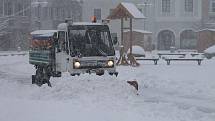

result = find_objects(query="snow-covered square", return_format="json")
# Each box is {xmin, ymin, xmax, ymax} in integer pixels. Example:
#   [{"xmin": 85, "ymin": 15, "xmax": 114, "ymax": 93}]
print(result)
[{"xmin": 0, "ymin": 53, "xmax": 214, "ymax": 121}]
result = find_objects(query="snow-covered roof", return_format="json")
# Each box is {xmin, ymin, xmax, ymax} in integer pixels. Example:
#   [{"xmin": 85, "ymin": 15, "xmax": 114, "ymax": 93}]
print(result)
[
  {"xmin": 107, "ymin": 2, "xmax": 145, "ymax": 19},
  {"xmin": 124, "ymin": 29, "xmax": 152, "ymax": 34},
  {"xmin": 31, "ymin": 30, "xmax": 57, "ymax": 35},
  {"xmin": 121, "ymin": 2, "xmax": 145, "ymax": 19},
  {"xmin": 204, "ymin": 45, "xmax": 215, "ymax": 54}
]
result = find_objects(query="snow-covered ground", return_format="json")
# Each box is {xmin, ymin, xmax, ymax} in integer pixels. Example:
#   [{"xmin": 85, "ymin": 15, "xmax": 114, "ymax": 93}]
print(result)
[{"xmin": 0, "ymin": 53, "xmax": 215, "ymax": 121}]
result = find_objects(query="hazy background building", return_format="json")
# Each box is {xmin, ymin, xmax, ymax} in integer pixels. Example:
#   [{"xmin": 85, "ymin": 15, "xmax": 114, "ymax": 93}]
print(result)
[
  {"xmin": 31, "ymin": 0, "xmax": 83, "ymax": 30},
  {"xmin": 82, "ymin": 0, "xmax": 206, "ymax": 50},
  {"xmin": 0, "ymin": 0, "xmax": 31, "ymax": 50},
  {"xmin": 0, "ymin": 0, "xmax": 214, "ymax": 51},
  {"xmin": 202, "ymin": 0, "xmax": 215, "ymax": 29},
  {"xmin": 0, "ymin": 0, "xmax": 82, "ymax": 51}
]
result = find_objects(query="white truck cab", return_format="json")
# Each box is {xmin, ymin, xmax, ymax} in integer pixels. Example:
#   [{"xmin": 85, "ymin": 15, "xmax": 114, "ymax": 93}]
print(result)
[
  {"xmin": 55, "ymin": 21, "xmax": 118, "ymax": 76},
  {"xmin": 30, "ymin": 19, "xmax": 118, "ymax": 87}
]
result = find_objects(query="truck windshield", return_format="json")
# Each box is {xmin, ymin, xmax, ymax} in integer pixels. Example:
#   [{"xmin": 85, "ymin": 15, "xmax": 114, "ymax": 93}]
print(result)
[{"xmin": 68, "ymin": 25, "xmax": 115, "ymax": 57}]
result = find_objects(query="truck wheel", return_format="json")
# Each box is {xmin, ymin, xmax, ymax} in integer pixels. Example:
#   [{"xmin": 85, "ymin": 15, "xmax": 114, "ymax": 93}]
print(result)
[
  {"xmin": 33, "ymin": 67, "xmax": 52, "ymax": 87},
  {"xmin": 96, "ymin": 70, "xmax": 104, "ymax": 76},
  {"xmin": 34, "ymin": 67, "xmax": 44, "ymax": 87}
]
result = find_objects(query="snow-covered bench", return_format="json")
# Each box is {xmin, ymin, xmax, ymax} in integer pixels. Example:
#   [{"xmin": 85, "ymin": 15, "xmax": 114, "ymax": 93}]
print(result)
[
  {"xmin": 158, "ymin": 53, "xmax": 186, "ymax": 58},
  {"xmin": 136, "ymin": 58, "xmax": 159, "ymax": 65},
  {"xmin": 164, "ymin": 58, "xmax": 203, "ymax": 65}
]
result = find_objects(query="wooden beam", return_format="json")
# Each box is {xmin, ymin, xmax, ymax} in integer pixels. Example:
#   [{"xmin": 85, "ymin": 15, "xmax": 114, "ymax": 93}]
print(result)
[
  {"xmin": 121, "ymin": 18, "xmax": 124, "ymax": 46},
  {"xmin": 129, "ymin": 17, "xmax": 133, "ymax": 54}
]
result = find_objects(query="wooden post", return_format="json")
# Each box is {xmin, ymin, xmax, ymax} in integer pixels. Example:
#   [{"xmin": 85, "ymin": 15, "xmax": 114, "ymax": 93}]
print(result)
[
  {"xmin": 129, "ymin": 17, "xmax": 132, "ymax": 54},
  {"xmin": 121, "ymin": 18, "xmax": 124, "ymax": 46},
  {"xmin": 116, "ymin": 18, "xmax": 129, "ymax": 65},
  {"xmin": 127, "ymin": 17, "xmax": 139, "ymax": 67}
]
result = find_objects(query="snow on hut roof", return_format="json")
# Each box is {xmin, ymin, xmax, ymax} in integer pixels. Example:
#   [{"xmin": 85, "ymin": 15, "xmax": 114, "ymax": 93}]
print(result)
[
  {"xmin": 107, "ymin": 2, "xmax": 145, "ymax": 19},
  {"xmin": 121, "ymin": 2, "xmax": 145, "ymax": 19},
  {"xmin": 124, "ymin": 29, "xmax": 152, "ymax": 34},
  {"xmin": 31, "ymin": 30, "xmax": 57, "ymax": 35}
]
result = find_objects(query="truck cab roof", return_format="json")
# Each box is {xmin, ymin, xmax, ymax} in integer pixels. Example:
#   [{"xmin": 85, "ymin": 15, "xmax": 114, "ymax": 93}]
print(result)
[
  {"xmin": 57, "ymin": 22, "xmax": 105, "ymax": 31},
  {"xmin": 31, "ymin": 30, "xmax": 57, "ymax": 36}
]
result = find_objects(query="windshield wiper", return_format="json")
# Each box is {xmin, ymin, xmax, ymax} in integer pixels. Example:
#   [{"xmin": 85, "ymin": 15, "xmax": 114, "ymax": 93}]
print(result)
[
  {"xmin": 94, "ymin": 46, "xmax": 107, "ymax": 57},
  {"xmin": 87, "ymin": 33, "xmax": 107, "ymax": 57}
]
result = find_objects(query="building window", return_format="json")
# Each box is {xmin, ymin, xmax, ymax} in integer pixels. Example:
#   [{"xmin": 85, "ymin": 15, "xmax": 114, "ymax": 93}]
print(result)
[
  {"xmin": 42, "ymin": 7, "xmax": 48, "ymax": 20},
  {"xmin": 49, "ymin": 7, "xmax": 53, "ymax": 19},
  {"xmin": 94, "ymin": 8, "xmax": 101, "ymax": 20},
  {"xmin": 138, "ymin": 8, "xmax": 143, "ymax": 13},
  {"xmin": 185, "ymin": 0, "xmax": 193, "ymax": 12},
  {"xmin": 109, "ymin": 9, "xmax": 114, "ymax": 15},
  {"xmin": 162, "ymin": 0, "xmax": 171, "ymax": 13},
  {"xmin": 211, "ymin": 0, "xmax": 215, "ymax": 12}
]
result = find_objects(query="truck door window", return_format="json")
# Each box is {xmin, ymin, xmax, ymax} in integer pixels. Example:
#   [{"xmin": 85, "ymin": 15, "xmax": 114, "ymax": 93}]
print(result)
[{"xmin": 58, "ymin": 31, "xmax": 66, "ymax": 51}]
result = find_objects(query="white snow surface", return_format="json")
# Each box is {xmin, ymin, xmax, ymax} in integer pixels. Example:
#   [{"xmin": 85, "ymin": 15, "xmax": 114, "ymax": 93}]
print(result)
[
  {"xmin": 204, "ymin": 45, "xmax": 215, "ymax": 54},
  {"xmin": 121, "ymin": 2, "xmax": 145, "ymax": 19},
  {"xmin": 0, "ymin": 52, "xmax": 215, "ymax": 121}
]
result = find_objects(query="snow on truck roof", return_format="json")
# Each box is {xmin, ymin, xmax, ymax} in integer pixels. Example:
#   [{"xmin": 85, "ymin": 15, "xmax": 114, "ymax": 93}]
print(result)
[
  {"xmin": 31, "ymin": 30, "xmax": 57, "ymax": 35},
  {"xmin": 57, "ymin": 22, "xmax": 104, "ymax": 31},
  {"xmin": 72, "ymin": 22, "xmax": 103, "ymax": 26}
]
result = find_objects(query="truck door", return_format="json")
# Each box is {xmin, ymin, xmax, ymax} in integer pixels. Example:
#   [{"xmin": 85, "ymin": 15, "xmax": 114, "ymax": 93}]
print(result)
[{"xmin": 55, "ymin": 31, "xmax": 69, "ymax": 72}]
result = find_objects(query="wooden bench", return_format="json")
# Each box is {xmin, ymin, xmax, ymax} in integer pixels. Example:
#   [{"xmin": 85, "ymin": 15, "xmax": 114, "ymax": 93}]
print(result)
[
  {"xmin": 158, "ymin": 53, "xmax": 186, "ymax": 58},
  {"xmin": 136, "ymin": 58, "xmax": 159, "ymax": 65},
  {"xmin": 190, "ymin": 53, "xmax": 205, "ymax": 57},
  {"xmin": 177, "ymin": 49, "xmax": 198, "ymax": 53},
  {"xmin": 164, "ymin": 58, "xmax": 203, "ymax": 65}
]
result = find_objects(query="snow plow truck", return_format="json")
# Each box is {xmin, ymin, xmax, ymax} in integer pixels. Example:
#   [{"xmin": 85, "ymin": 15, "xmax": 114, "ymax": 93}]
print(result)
[{"xmin": 29, "ymin": 19, "xmax": 118, "ymax": 87}]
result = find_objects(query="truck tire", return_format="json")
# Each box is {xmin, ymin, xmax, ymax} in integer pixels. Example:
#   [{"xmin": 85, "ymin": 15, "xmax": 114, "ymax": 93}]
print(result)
[{"xmin": 33, "ymin": 67, "xmax": 52, "ymax": 87}]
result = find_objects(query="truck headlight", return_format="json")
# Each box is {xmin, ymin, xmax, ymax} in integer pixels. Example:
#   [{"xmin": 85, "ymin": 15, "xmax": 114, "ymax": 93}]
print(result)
[
  {"xmin": 107, "ymin": 60, "xmax": 114, "ymax": 67},
  {"xmin": 74, "ymin": 61, "xmax": 81, "ymax": 68}
]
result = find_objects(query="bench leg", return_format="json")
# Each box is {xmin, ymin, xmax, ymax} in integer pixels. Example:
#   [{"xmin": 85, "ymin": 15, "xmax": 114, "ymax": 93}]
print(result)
[
  {"xmin": 154, "ymin": 60, "xmax": 158, "ymax": 65},
  {"xmin": 167, "ymin": 60, "xmax": 170, "ymax": 65},
  {"xmin": 198, "ymin": 61, "xmax": 201, "ymax": 65}
]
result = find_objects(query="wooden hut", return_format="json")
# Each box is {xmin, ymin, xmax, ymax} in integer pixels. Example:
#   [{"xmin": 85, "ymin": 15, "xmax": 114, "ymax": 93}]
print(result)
[{"xmin": 197, "ymin": 29, "xmax": 215, "ymax": 52}]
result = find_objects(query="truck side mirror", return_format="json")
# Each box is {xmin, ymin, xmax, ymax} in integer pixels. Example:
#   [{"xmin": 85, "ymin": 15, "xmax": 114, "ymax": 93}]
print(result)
[
  {"xmin": 111, "ymin": 33, "xmax": 118, "ymax": 45},
  {"xmin": 113, "ymin": 37, "xmax": 118, "ymax": 45},
  {"xmin": 53, "ymin": 32, "xmax": 58, "ymax": 40}
]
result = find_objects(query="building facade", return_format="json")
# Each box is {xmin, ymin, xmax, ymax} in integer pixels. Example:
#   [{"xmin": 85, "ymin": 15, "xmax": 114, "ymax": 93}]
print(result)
[
  {"xmin": 150, "ymin": 0, "xmax": 202, "ymax": 50},
  {"xmin": 0, "ymin": 0, "xmax": 83, "ymax": 50},
  {"xmin": 82, "ymin": 0, "xmax": 203, "ymax": 50},
  {"xmin": 31, "ymin": 0, "xmax": 83, "ymax": 30},
  {"xmin": 0, "ymin": 0, "xmax": 31, "ymax": 50},
  {"xmin": 202, "ymin": 0, "xmax": 215, "ymax": 28}
]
